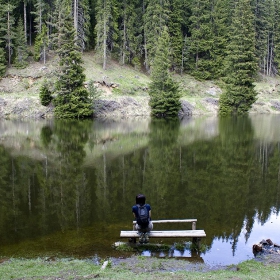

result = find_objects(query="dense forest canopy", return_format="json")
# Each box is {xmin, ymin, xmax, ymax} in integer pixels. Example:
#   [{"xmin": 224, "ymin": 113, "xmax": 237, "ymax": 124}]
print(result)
[
  {"xmin": 0, "ymin": 0, "xmax": 279, "ymax": 115},
  {"xmin": 0, "ymin": 0, "xmax": 278, "ymax": 76}
]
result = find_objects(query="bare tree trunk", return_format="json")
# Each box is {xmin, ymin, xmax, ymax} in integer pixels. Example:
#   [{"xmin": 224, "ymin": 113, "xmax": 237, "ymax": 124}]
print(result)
[
  {"xmin": 269, "ymin": 35, "xmax": 273, "ymax": 76},
  {"xmin": 103, "ymin": 153, "xmax": 107, "ymax": 197},
  {"xmin": 7, "ymin": 10, "xmax": 12, "ymax": 66},
  {"xmin": 267, "ymin": 34, "xmax": 269, "ymax": 76},
  {"xmin": 29, "ymin": 4, "xmax": 32, "ymax": 45},
  {"xmin": 103, "ymin": 12, "xmax": 107, "ymax": 70},
  {"xmin": 122, "ymin": 15, "xmax": 126, "ymax": 65},
  {"xmin": 143, "ymin": 0, "xmax": 149, "ymax": 71},
  {"xmin": 73, "ymin": 0, "xmax": 78, "ymax": 42},
  {"xmin": 24, "ymin": 1, "xmax": 27, "ymax": 42}
]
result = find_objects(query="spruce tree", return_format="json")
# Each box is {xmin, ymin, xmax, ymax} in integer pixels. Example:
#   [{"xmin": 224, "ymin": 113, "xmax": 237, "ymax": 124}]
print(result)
[
  {"xmin": 0, "ymin": 1, "xmax": 16, "ymax": 66},
  {"xmin": 34, "ymin": 24, "xmax": 48, "ymax": 63},
  {"xmin": 53, "ymin": 0, "xmax": 93, "ymax": 119},
  {"xmin": 274, "ymin": 0, "xmax": 280, "ymax": 72},
  {"xmin": 149, "ymin": 28, "xmax": 181, "ymax": 117},
  {"xmin": 219, "ymin": 0, "xmax": 258, "ymax": 115},
  {"xmin": 94, "ymin": 0, "xmax": 118, "ymax": 69},
  {"xmin": 211, "ymin": 0, "xmax": 231, "ymax": 78},
  {"xmin": 0, "ymin": 47, "xmax": 6, "ymax": 77},
  {"xmin": 118, "ymin": 0, "xmax": 142, "ymax": 65},
  {"xmin": 73, "ymin": 0, "xmax": 91, "ymax": 51},
  {"xmin": 144, "ymin": 0, "xmax": 170, "ymax": 69},
  {"xmin": 188, "ymin": 0, "xmax": 213, "ymax": 80},
  {"xmin": 14, "ymin": 18, "xmax": 29, "ymax": 68},
  {"xmin": 169, "ymin": 0, "xmax": 183, "ymax": 72}
]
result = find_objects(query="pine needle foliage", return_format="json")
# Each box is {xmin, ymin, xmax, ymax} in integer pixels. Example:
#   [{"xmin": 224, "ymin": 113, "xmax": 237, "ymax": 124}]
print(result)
[
  {"xmin": 14, "ymin": 18, "xmax": 29, "ymax": 69},
  {"xmin": 39, "ymin": 79, "xmax": 52, "ymax": 106},
  {"xmin": 219, "ymin": 0, "xmax": 258, "ymax": 115},
  {"xmin": 0, "ymin": 47, "xmax": 6, "ymax": 77},
  {"xmin": 149, "ymin": 28, "xmax": 181, "ymax": 118},
  {"xmin": 53, "ymin": 0, "xmax": 93, "ymax": 119}
]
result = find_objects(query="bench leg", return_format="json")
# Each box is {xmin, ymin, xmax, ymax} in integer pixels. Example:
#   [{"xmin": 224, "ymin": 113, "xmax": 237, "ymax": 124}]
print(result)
[
  {"xmin": 129, "ymin": 238, "xmax": 137, "ymax": 243},
  {"xmin": 192, "ymin": 237, "xmax": 201, "ymax": 250}
]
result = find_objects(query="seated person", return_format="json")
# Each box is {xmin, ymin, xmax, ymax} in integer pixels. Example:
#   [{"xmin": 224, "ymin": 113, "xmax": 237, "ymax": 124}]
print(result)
[{"xmin": 132, "ymin": 194, "xmax": 153, "ymax": 243}]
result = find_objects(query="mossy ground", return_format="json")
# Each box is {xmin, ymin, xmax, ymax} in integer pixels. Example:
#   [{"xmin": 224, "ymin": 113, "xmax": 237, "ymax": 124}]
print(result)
[{"xmin": 0, "ymin": 255, "xmax": 280, "ymax": 280}]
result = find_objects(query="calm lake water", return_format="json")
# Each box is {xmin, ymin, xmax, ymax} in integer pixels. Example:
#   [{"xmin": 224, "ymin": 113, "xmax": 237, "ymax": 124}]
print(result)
[{"xmin": 0, "ymin": 115, "xmax": 280, "ymax": 266}]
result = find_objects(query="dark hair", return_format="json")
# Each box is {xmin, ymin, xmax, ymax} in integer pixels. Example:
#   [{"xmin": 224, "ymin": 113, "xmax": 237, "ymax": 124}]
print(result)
[{"xmin": 136, "ymin": 194, "xmax": 146, "ymax": 206}]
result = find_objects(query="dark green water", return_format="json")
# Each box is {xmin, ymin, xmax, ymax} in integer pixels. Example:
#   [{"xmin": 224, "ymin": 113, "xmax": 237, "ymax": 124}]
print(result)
[{"xmin": 0, "ymin": 115, "xmax": 280, "ymax": 265}]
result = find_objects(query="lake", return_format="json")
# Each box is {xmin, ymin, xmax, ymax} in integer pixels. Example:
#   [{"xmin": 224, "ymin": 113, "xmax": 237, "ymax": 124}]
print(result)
[{"xmin": 0, "ymin": 114, "xmax": 279, "ymax": 266}]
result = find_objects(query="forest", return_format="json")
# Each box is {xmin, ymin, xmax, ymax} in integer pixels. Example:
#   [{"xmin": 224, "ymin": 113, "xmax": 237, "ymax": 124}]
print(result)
[{"xmin": 0, "ymin": 0, "xmax": 279, "ymax": 116}]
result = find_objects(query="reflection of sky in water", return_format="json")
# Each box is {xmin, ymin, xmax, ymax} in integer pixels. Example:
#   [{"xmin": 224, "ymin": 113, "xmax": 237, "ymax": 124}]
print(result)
[
  {"xmin": 141, "ymin": 212, "xmax": 280, "ymax": 265},
  {"xmin": 203, "ymin": 212, "xmax": 280, "ymax": 265}
]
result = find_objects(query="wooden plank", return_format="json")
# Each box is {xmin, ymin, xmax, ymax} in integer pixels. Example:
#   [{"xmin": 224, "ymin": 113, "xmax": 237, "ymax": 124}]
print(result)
[
  {"xmin": 132, "ymin": 219, "xmax": 197, "ymax": 224},
  {"xmin": 120, "ymin": 230, "xmax": 206, "ymax": 238}
]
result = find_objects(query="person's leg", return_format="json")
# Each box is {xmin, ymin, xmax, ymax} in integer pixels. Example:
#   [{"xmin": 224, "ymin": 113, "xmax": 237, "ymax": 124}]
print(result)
[{"xmin": 135, "ymin": 224, "xmax": 145, "ymax": 243}]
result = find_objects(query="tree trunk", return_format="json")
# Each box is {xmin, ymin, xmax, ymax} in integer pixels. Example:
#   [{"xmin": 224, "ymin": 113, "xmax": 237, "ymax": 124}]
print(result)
[
  {"xmin": 24, "ymin": 2, "xmax": 27, "ymax": 42},
  {"xmin": 103, "ymin": 11, "xmax": 107, "ymax": 70}
]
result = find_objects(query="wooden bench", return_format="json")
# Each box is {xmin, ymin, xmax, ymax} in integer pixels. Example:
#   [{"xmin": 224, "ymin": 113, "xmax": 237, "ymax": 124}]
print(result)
[{"xmin": 120, "ymin": 219, "xmax": 206, "ymax": 245}]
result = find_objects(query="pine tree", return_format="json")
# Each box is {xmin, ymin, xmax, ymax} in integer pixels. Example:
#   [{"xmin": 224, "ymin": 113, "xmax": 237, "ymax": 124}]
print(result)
[
  {"xmin": 0, "ymin": 47, "xmax": 6, "ymax": 77},
  {"xmin": 34, "ymin": 24, "xmax": 48, "ymax": 63},
  {"xmin": 188, "ymin": 0, "xmax": 214, "ymax": 80},
  {"xmin": 254, "ymin": 0, "xmax": 277, "ymax": 76},
  {"xmin": 119, "ymin": 0, "xmax": 143, "ymax": 67},
  {"xmin": 169, "ymin": 0, "xmax": 183, "ymax": 72},
  {"xmin": 95, "ymin": 0, "xmax": 118, "ymax": 69},
  {"xmin": 211, "ymin": 0, "xmax": 231, "ymax": 78},
  {"xmin": 274, "ymin": 0, "xmax": 280, "ymax": 72},
  {"xmin": 219, "ymin": 0, "xmax": 258, "ymax": 115},
  {"xmin": 0, "ymin": 1, "xmax": 16, "ymax": 66},
  {"xmin": 32, "ymin": 0, "xmax": 48, "ymax": 33},
  {"xmin": 53, "ymin": 0, "xmax": 93, "ymax": 119},
  {"xmin": 73, "ymin": 0, "xmax": 91, "ymax": 51},
  {"xmin": 40, "ymin": 79, "xmax": 52, "ymax": 106},
  {"xmin": 14, "ymin": 18, "xmax": 29, "ymax": 68},
  {"xmin": 149, "ymin": 28, "xmax": 181, "ymax": 117},
  {"xmin": 144, "ymin": 0, "xmax": 170, "ymax": 69}
]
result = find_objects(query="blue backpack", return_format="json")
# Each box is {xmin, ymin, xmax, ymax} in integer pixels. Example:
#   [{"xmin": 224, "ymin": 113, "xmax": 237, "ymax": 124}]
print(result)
[{"xmin": 137, "ymin": 204, "xmax": 149, "ymax": 226}]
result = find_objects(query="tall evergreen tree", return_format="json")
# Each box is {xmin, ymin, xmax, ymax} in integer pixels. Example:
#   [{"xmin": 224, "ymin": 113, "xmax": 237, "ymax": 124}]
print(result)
[
  {"xmin": 219, "ymin": 0, "xmax": 258, "ymax": 115},
  {"xmin": 143, "ymin": 0, "xmax": 170, "ymax": 70},
  {"xmin": 14, "ymin": 17, "xmax": 29, "ymax": 68},
  {"xmin": 72, "ymin": 0, "xmax": 91, "ymax": 51},
  {"xmin": 32, "ymin": 0, "xmax": 48, "ymax": 33},
  {"xmin": 273, "ymin": 0, "xmax": 280, "ymax": 73},
  {"xmin": 149, "ymin": 28, "xmax": 181, "ymax": 117},
  {"xmin": 169, "ymin": 0, "xmax": 183, "ymax": 72},
  {"xmin": 53, "ymin": 0, "xmax": 93, "ymax": 118},
  {"xmin": 211, "ymin": 0, "xmax": 231, "ymax": 78},
  {"xmin": 0, "ymin": 1, "xmax": 16, "ymax": 66},
  {"xmin": 94, "ymin": 0, "xmax": 118, "ymax": 69},
  {"xmin": 118, "ymin": 0, "xmax": 142, "ymax": 65},
  {"xmin": 0, "ymin": 47, "xmax": 6, "ymax": 77},
  {"xmin": 253, "ymin": 0, "xmax": 278, "ymax": 76},
  {"xmin": 34, "ymin": 23, "xmax": 48, "ymax": 62},
  {"xmin": 188, "ymin": 0, "xmax": 213, "ymax": 80}
]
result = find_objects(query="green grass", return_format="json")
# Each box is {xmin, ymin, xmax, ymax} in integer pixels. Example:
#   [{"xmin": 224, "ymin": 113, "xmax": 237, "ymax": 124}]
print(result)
[{"xmin": 0, "ymin": 257, "xmax": 280, "ymax": 280}]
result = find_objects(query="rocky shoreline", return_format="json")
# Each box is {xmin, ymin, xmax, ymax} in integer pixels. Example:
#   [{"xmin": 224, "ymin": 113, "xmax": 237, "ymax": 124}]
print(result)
[{"xmin": 0, "ymin": 95, "xmax": 221, "ymax": 119}]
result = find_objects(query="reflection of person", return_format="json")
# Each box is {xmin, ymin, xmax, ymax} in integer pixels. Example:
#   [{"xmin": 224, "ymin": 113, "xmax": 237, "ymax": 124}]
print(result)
[{"xmin": 132, "ymin": 194, "xmax": 153, "ymax": 243}]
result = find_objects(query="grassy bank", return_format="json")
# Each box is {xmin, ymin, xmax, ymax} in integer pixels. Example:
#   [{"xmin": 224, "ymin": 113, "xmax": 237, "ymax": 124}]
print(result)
[
  {"xmin": 0, "ymin": 256, "xmax": 280, "ymax": 280},
  {"xmin": 1, "ymin": 51, "xmax": 280, "ymax": 119}
]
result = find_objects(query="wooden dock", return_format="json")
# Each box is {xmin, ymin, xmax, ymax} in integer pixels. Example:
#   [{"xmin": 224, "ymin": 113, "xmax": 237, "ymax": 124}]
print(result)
[{"xmin": 120, "ymin": 219, "xmax": 206, "ymax": 245}]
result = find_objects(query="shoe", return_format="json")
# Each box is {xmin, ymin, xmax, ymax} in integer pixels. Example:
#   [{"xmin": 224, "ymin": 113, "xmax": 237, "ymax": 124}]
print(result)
[
  {"xmin": 144, "ymin": 233, "xmax": 149, "ymax": 243},
  {"xmin": 139, "ymin": 233, "xmax": 145, "ymax": 244}
]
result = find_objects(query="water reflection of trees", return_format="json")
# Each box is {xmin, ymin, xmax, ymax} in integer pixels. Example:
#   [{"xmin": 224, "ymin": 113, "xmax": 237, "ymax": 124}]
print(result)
[{"xmin": 0, "ymin": 117, "xmax": 280, "ymax": 256}]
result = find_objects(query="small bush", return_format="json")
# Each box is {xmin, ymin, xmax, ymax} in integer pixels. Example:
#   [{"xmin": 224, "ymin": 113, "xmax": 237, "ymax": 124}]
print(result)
[{"xmin": 40, "ymin": 80, "xmax": 52, "ymax": 106}]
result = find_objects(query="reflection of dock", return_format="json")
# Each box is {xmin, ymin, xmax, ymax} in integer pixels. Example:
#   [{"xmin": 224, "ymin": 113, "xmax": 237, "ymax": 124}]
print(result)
[
  {"xmin": 120, "ymin": 219, "xmax": 206, "ymax": 246},
  {"xmin": 114, "ymin": 241, "xmax": 204, "ymax": 262}
]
